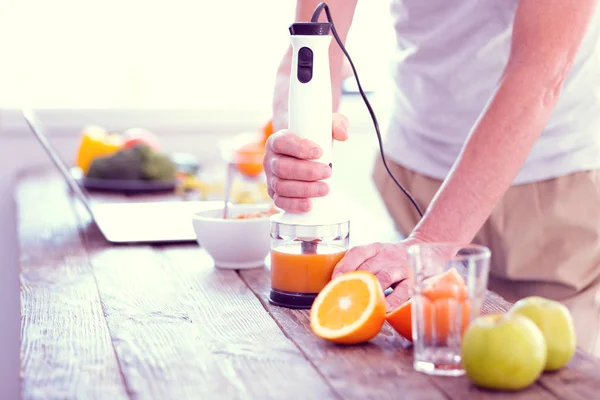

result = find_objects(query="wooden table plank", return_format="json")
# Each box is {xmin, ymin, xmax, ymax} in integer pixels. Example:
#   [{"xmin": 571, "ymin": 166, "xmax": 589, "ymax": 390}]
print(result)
[
  {"xmin": 18, "ymin": 168, "xmax": 600, "ymax": 400},
  {"xmin": 73, "ymin": 214, "xmax": 338, "ymax": 399},
  {"xmin": 536, "ymin": 352, "xmax": 600, "ymax": 399},
  {"xmin": 17, "ymin": 172, "xmax": 128, "ymax": 400}
]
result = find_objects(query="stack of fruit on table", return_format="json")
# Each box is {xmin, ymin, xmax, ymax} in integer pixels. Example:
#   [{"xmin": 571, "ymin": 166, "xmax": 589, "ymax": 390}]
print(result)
[
  {"xmin": 310, "ymin": 269, "xmax": 577, "ymax": 392},
  {"xmin": 75, "ymin": 126, "xmax": 178, "ymax": 182}
]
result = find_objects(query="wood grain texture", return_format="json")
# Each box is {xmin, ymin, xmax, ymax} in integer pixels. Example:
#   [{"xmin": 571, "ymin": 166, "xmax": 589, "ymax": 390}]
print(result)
[
  {"xmin": 18, "ymin": 169, "xmax": 600, "ymax": 400},
  {"xmin": 537, "ymin": 351, "xmax": 600, "ymax": 399},
  {"xmin": 77, "ymin": 221, "xmax": 337, "ymax": 399},
  {"xmin": 17, "ymin": 171, "xmax": 128, "ymax": 400},
  {"xmin": 428, "ymin": 376, "xmax": 558, "ymax": 400}
]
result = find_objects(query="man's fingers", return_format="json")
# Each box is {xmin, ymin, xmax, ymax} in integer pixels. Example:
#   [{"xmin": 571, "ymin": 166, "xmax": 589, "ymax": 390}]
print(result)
[
  {"xmin": 272, "ymin": 194, "xmax": 311, "ymax": 213},
  {"xmin": 268, "ymin": 115, "xmax": 349, "ymax": 159},
  {"xmin": 271, "ymin": 177, "xmax": 329, "ymax": 198},
  {"xmin": 270, "ymin": 155, "xmax": 332, "ymax": 181},
  {"xmin": 372, "ymin": 268, "xmax": 395, "ymax": 291},
  {"xmin": 332, "ymin": 113, "xmax": 349, "ymax": 142},
  {"xmin": 332, "ymin": 245, "xmax": 379, "ymax": 279},
  {"xmin": 385, "ymin": 280, "xmax": 411, "ymax": 312},
  {"xmin": 268, "ymin": 130, "xmax": 322, "ymax": 159}
]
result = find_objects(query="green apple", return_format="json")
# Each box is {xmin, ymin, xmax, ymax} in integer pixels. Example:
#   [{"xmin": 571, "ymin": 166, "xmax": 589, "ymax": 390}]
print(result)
[
  {"xmin": 509, "ymin": 296, "xmax": 576, "ymax": 371},
  {"xmin": 461, "ymin": 313, "xmax": 547, "ymax": 391}
]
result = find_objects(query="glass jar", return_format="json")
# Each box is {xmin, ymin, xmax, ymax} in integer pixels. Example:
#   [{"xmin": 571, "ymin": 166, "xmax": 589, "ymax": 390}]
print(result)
[{"xmin": 268, "ymin": 220, "xmax": 350, "ymax": 309}]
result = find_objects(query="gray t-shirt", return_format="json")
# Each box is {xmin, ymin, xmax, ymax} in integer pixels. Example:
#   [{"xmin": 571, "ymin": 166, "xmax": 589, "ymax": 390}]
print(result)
[{"xmin": 384, "ymin": 0, "xmax": 600, "ymax": 184}]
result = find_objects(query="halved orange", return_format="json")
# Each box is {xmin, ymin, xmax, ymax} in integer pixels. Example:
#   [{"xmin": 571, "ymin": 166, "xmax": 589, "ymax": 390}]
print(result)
[
  {"xmin": 386, "ymin": 300, "xmax": 412, "ymax": 341},
  {"xmin": 310, "ymin": 271, "xmax": 386, "ymax": 345},
  {"xmin": 386, "ymin": 267, "xmax": 470, "ymax": 343}
]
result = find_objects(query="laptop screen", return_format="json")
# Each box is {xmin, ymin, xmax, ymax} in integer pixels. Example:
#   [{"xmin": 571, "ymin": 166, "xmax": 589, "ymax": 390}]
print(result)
[{"xmin": 22, "ymin": 108, "xmax": 94, "ymax": 216}]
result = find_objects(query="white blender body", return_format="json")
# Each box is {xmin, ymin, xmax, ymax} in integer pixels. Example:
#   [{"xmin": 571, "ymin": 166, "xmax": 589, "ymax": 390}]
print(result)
[
  {"xmin": 289, "ymin": 34, "xmax": 332, "ymax": 168},
  {"xmin": 270, "ymin": 30, "xmax": 349, "ymax": 227},
  {"xmin": 268, "ymin": 21, "xmax": 350, "ymax": 309}
]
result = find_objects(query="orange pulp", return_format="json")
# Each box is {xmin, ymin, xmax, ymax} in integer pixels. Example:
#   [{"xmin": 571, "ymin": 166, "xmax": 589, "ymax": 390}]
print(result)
[
  {"xmin": 270, "ymin": 243, "xmax": 347, "ymax": 294},
  {"xmin": 386, "ymin": 267, "xmax": 471, "ymax": 343},
  {"xmin": 310, "ymin": 271, "xmax": 386, "ymax": 344}
]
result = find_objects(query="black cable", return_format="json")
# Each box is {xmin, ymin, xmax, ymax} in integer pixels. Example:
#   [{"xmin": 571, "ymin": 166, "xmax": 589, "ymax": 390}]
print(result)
[
  {"xmin": 310, "ymin": 2, "xmax": 424, "ymax": 218},
  {"xmin": 310, "ymin": 2, "xmax": 327, "ymax": 22}
]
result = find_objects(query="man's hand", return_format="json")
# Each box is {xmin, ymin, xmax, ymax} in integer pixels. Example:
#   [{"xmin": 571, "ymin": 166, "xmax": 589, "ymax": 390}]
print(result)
[
  {"xmin": 263, "ymin": 113, "xmax": 349, "ymax": 212},
  {"xmin": 332, "ymin": 237, "xmax": 437, "ymax": 311}
]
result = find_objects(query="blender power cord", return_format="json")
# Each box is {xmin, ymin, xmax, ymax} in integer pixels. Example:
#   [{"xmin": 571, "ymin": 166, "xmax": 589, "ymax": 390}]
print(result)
[{"xmin": 310, "ymin": 2, "xmax": 424, "ymax": 218}]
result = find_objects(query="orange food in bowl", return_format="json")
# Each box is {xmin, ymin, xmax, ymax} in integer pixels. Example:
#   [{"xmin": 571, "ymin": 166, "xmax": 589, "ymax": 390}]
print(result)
[
  {"xmin": 230, "ymin": 204, "xmax": 278, "ymax": 219},
  {"xmin": 310, "ymin": 271, "xmax": 386, "ymax": 345},
  {"xmin": 386, "ymin": 267, "xmax": 470, "ymax": 343},
  {"xmin": 234, "ymin": 141, "xmax": 265, "ymax": 178}
]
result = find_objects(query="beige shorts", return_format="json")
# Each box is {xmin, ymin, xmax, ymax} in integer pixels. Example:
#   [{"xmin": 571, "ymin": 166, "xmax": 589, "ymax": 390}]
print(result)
[{"xmin": 373, "ymin": 155, "xmax": 600, "ymax": 357}]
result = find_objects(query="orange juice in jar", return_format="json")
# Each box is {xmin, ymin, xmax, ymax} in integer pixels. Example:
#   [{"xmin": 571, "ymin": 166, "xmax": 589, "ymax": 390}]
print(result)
[{"xmin": 268, "ymin": 221, "xmax": 350, "ymax": 309}]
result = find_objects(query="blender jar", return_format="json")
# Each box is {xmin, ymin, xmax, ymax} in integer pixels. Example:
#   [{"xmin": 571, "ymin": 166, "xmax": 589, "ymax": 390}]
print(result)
[{"xmin": 269, "ymin": 220, "xmax": 350, "ymax": 309}]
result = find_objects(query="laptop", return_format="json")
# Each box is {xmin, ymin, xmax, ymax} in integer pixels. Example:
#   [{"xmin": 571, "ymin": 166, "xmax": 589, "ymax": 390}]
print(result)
[{"xmin": 23, "ymin": 108, "xmax": 222, "ymax": 244}]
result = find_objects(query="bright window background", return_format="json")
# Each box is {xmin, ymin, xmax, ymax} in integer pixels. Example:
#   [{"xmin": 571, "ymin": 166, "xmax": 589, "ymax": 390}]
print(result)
[{"xmin": 0, "ymin": 0, "xmax": 396, "ymax": 111}]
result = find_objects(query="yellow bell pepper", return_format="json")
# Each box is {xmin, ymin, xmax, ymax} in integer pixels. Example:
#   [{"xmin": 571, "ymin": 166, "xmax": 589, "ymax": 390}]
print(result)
[{"xmin": 75, "ymin": 126, "xmax": 124, "ymax": 175}]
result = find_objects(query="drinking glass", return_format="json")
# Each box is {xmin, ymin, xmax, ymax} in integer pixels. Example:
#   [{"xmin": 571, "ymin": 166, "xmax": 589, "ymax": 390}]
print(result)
[{"xmin": 407, "ymin": 243, "xmax": 491, "ymax": 376}]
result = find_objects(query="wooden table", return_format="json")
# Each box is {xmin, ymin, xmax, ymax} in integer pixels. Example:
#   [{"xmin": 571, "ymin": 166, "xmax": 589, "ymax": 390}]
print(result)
[{"xmin": 16, "ymin": 169, "xmax": 600, "ymax": 400}]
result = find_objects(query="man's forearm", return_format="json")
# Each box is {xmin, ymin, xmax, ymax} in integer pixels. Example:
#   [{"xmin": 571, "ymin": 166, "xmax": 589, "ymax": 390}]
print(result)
[
  {"xmin": 409, "ymin": 0, "xmax": 597, "ymax": 245},
  {"xmin": 409, "ymin": 61, "xmax": 568, "ymax": 244}
]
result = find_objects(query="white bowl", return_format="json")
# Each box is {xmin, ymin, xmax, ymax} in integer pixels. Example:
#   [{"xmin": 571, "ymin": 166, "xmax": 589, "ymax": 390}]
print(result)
[{"xmin": 192, "ymin": 203, "xmax": 275, "ymax": 269}]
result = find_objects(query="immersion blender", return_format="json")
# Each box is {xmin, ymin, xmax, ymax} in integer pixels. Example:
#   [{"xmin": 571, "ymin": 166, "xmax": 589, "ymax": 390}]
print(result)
[{"xmin": 268, "ymin": 9, "xmax": 350, "ymax": 309}]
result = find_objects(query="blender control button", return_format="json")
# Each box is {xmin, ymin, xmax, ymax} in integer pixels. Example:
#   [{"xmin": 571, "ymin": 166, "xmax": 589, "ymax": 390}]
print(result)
[
  {"xmin": 298, "ymin": 47, "xmax": 313, "ymax": 64},
  {"xmin": 297, "ymin": 47, "xmax": 313, "ymax": 83},
  {"xmin": 298, "ymin": 66, "xmax": 312, "ymax": 83}
]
